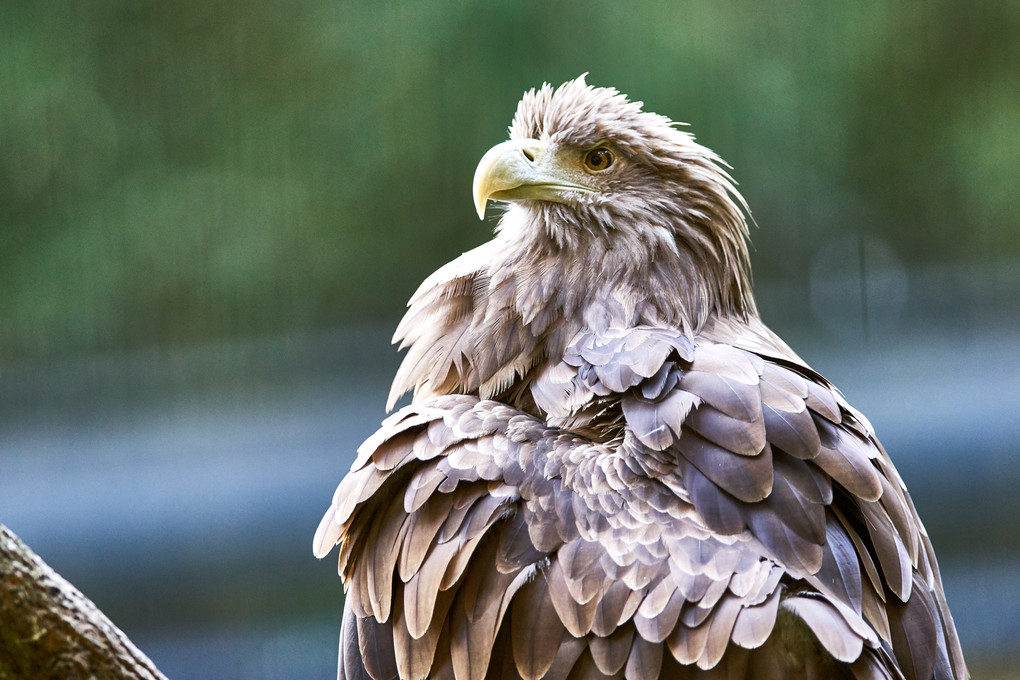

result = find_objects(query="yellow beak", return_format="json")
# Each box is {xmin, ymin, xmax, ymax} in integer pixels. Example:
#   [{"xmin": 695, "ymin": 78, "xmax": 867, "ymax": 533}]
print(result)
[{"xmin": 472, "ymin": 139, "xmax": 596, "ymax": 219}]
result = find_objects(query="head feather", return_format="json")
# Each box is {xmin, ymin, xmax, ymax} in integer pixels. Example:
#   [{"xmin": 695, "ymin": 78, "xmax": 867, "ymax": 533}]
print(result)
[
  {"xmin": 503, "ymin": 76, "xmax": 757, "ymax": 327},
  {"xmin": 390, "ymin": 77, "xmax": 759, "ymax": 407}
]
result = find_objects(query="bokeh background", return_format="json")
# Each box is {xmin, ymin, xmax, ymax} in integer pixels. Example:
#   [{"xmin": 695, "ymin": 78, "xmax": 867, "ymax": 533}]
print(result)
[{"xmin": 2, "ymin": 1, "xmax": 1018, "ymax": 677}]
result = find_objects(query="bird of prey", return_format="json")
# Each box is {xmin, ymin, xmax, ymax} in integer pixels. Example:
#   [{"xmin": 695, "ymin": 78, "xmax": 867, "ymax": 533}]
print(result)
[{"xmin": 314, "ymin": 76, "xmax": 967, "ymax": 680}]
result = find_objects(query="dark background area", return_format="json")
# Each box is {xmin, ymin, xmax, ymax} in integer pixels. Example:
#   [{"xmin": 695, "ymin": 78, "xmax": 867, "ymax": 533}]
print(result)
[{"xmin": 1, "ymin": 2, "xmax": 1018, "ymax": 677}]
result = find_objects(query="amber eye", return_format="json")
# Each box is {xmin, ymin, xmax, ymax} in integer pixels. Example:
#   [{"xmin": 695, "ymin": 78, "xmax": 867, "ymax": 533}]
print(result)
[{"xmin": 583, "ymin": 147, "xmax": 614, "ymax": 172}]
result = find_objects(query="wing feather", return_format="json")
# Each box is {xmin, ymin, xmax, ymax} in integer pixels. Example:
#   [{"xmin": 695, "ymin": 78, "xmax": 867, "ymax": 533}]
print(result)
[
  {"xmin": 680, "ymin": 370, "xmax": 762, "ymax": 422},
  {"xmin": 320, "ymin": 311, "xmax": 965, "ymax": 679},
  {"xmin": 761, "ymin": 401, "xmax": 820, "ymax": 460},
  {"xmin": 511, "ymin": 575, "xmax": 567, "ymax": 680},
  {"xmin": 781, "ymin": 596, "xmax": 865, "ymax": 663},
  {"xmin": 547, "ymin": 559, "xmax": 600, "ymax": 637},
  {"xmin": 700, "ymin": 595, "xmax": 743, "ymax": 669},
  {"xmin": 624, "ymin": 633, "xmax": 664, "ymax": 680},
  {"xmin": 589, "ymin": 625, "xmax": 635, "ymax": 675},
  {"xmin": 678, "ymin": 430, "xmax": 774, "ymax": 503},
  {"xmin": 813, "ymin": 441, "xmax": 884, "ymax": 502},
  {"xmin": 687, "ymin": 403, "xmax": 766, "ymax": 456},
  {"xmin": 730, "ymin": 588, "xmax": 781, "ymax": 649},
  {"xmin": 666, "ymin": 612, "xmax": 713, "ymax": 666},
  {"xmin": 398, "ymin": 492, "xmax": 455, "ymax": 583},
  {"xmin": 859, "ymin": 500, "xmax": 914, "ymax": 602}
]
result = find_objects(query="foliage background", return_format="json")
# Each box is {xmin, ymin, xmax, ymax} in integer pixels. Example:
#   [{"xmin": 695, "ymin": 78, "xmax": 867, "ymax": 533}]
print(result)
[
  {"xmin": 2, "ymin": 2, "xmax": 1018, "ymax": 677},
  {"xmin": 3, "ymin": 1, "xmax": 1017, "ymax": 358}
]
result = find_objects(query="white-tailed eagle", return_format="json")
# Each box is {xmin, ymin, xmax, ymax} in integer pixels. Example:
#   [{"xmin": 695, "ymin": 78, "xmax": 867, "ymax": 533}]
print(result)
[{"xmin": 314, "ymin": 76, "xmax": 967, "ymax": 680}]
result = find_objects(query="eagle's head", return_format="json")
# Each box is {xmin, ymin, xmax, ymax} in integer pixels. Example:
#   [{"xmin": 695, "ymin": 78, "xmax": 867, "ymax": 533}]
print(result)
[
  {"xmin": 388, "ymin": 78, "xmax": 765, "ymax": 408},
  {"xmin": 473, "ymin": 76, "xmax": 757, "ymax": 327}
]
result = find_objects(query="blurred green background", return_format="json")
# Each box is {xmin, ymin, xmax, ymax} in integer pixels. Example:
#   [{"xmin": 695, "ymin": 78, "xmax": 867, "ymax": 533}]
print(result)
[
  {"xmin": 2, "ymin": 1, "xmax": 1018, "ymax": 678},
  {"xmin": 3, "ymin": 0, "xmax": 1017, "ymax": 359}
]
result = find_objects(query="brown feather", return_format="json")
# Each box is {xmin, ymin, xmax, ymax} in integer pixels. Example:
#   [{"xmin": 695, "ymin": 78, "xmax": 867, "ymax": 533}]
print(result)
[
  {"xmin": 511, "ymin": 575, "xmax": 566, "ymax": 680},
  {"xmin": 543, "ymin": 637, "xmax": 590, "ymax": 680},
  {"xmin": 405, "ymin": 464, "xmax": 450, "ymax": 514},
  {"xmin": 559, "ymin": 538, "xmax": 611, "ymax": 604},
  {"xmin": 436, "ymin": 484, "xmax": 491, "ymax": 543},
  {"xmin": 634, "ymin": 586, "xmax": 685, "ymax": 643},
  {"xmin": 591, "ymin": 580, "xmax": 640, "ymax": 637},
  {"xmin": 398, "ymin": 492, "xmax": 455, "ymax": 583},
  {"xmin": 679, "ymin": 430, "xmax": 774, "ymax": 503},
  {"xmin": 547, "ymin": 559, "xmax": 601, "ymax": 637},
  {"xmin": 887, "ymin": 574, "xmax": 939, "ymax": 680},
  {"xmin": 761, "ymin": 461, "xmax": 826, "ymax": 544},
  {"xmin": 403, "ymin": 540, "xmax": 459, "ymax": 640},
  {"xmin": 759, "ymin": 362, "xmax": 810, "ymax": 400},
  {"xmin": 701, "ymin": 595, "xmax": 743, "ymax": 669},
  {"xmin": 680, "ymin": 370, "xmax": 762, "ymax": 423},
  {"xmin": 803, "ymin": 381, "xmax": 842, "ymax": 423},
  {"xmin": 806, "ymin": 516, "xmax": 864, "ymax": 614},
  {"xmin": 621, "ymin": 389, "xmax": 699, "ymax": 451},
  {"xmin": 761, "ymin": 401, "xmax": 821, "ymax": 460},
  {"xmin": 859, "ymin": 500, "xmax": 914, "ymax": 602},
  {"xmin": 730, "ymin": 588, "xmax": 781, "ymax": 649},
  {"xmin": 877, "ymin": 474, "xmax": 921, "ymax": 564},
  {"xmin": 667, "ymin": 614, "xmax": 713, "ymax": 666},
  {"xmin": 687, "ymin": 404, "xmax": 767, "ymax": 457},
  {"xmin": 690, "ymin": 344, "xmax": 761, "ymax": 384},
  {"xmin": 589, "ymin": 625, "xmax": 636, "ymax": 676},
  {"xmin": 781, "ymin": 596, "xmax": 865, "ymax": 664},
  {"xmin": 746, "ymin": 500, "xmax": 824, "ymax": 576},
  {"xmin": 813, "ymin": 442, "xmax": 883, "ymax": 502},
  {"xmin": 440, "ymin": 523, "xmax": 494, "ymax": 591},
  {"xmin": 366, "ymin": 495, "xmax": 411, "ymax": 622},
  {"xmin": 625, "ymin": 634, "xmax": 664, "ymax": 680},
  {"xmin": 392, "ymin": 588, "xmax": 454, "ymax": 680},
  {"xmin": 758, "ymin": 375, "xmax": 807, "ymax": 413},
  {"xmin": 358, "ymin": 612, "xmax": 399, "ymax": 680},
  {"xmin": 556, "ymin": 651, "xmax": 609, "ymax": 680},
  {"xmin": 682, "ymin": 462, "xmax": 746, "ymax": 535}
]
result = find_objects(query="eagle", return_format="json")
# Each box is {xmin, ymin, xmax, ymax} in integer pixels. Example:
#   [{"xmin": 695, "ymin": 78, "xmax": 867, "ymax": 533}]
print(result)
[{"xmin": 314, "ymin": 76, "xmax": 967, "ymax": 680}]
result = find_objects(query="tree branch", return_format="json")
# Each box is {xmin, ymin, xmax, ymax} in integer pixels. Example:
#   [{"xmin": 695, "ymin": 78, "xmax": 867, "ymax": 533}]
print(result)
[{"xmin": 0, "ymin": 523, "xmax": 168, "ymax": 679}]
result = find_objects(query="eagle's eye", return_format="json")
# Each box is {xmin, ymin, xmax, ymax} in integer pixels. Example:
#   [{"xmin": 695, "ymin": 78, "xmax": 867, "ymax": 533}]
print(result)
[{"xmin": 583, "ymin": 147, "xmax": 614, "ymax": 172}]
